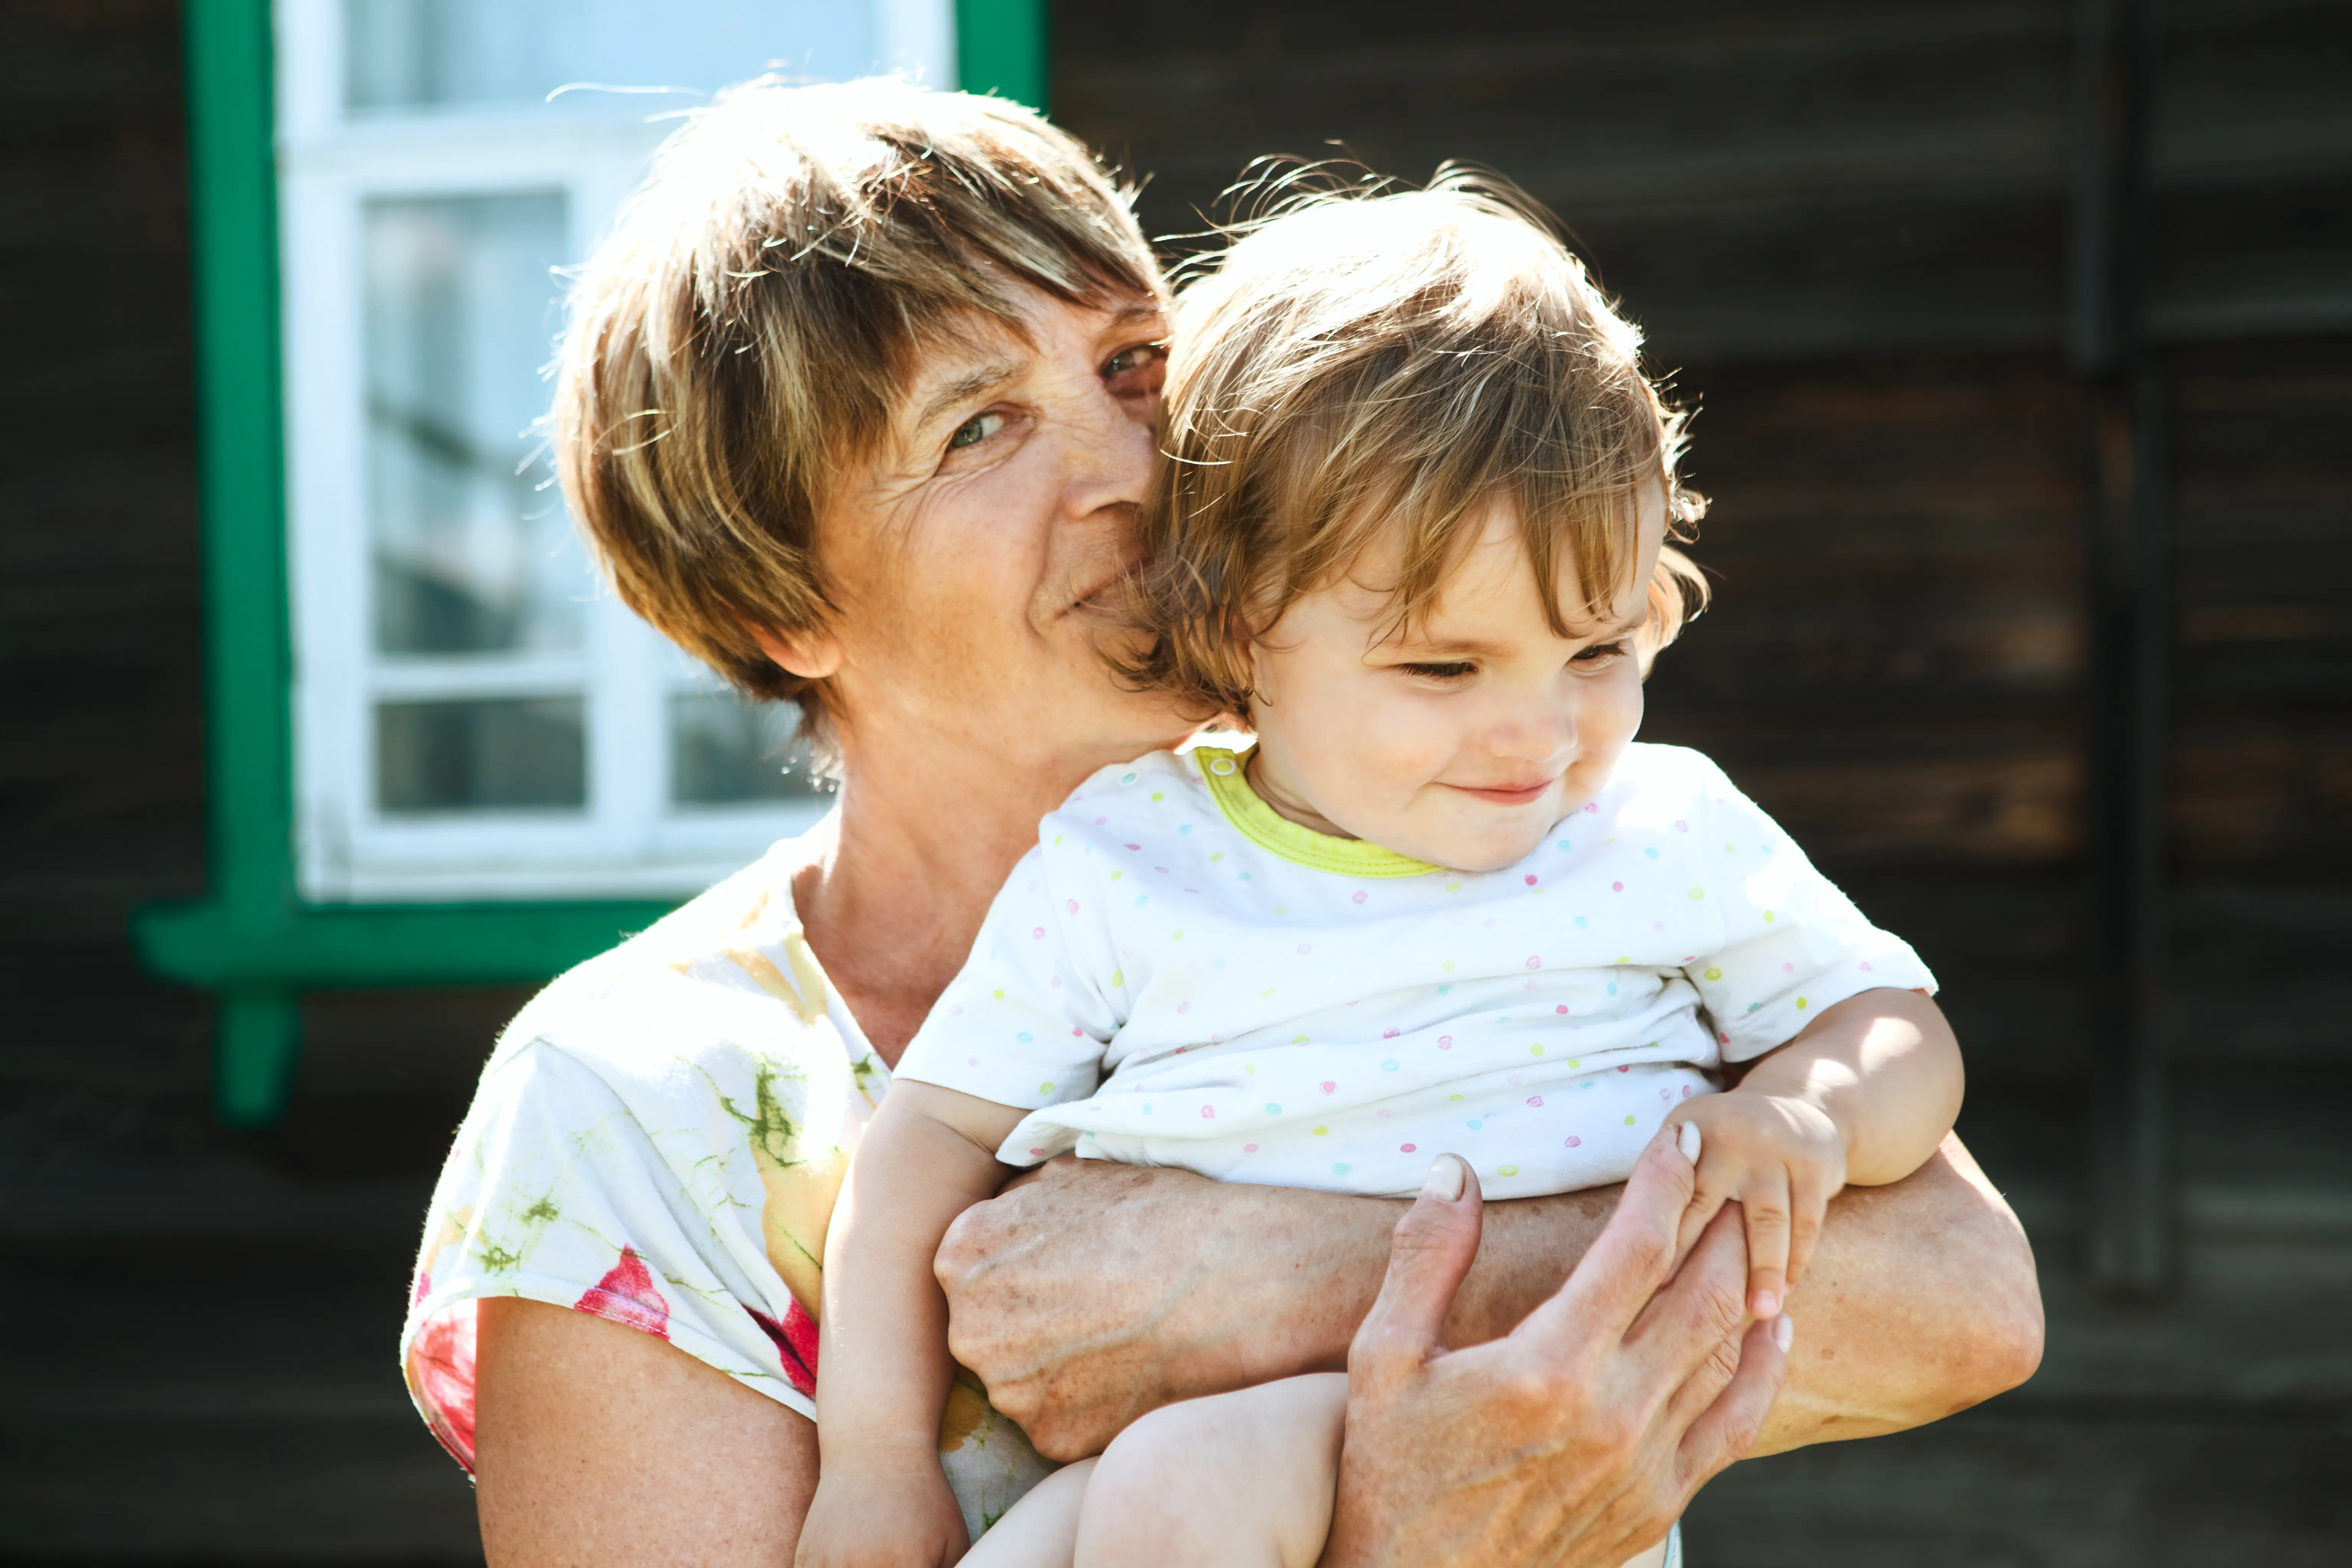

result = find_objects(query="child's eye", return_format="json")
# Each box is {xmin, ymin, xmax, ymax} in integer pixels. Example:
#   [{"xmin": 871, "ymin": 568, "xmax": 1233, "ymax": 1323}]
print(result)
[
  {"xmin": 947, "ymin": 410, "xmax": 1005, "ymax": 452},
  {"xmin": 1573, "ymin": 640, "xmax": 1628, "ymax": 666},
  {"xmin": 1400, "ymin": 661, "xmax": 1480, "ymax": 682}
]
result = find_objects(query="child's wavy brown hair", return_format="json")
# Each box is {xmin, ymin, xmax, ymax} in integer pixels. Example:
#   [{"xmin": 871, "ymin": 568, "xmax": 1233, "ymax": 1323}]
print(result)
[{"xmin": 1116, "ymin": 170, "xmax": 1707, "ymax": 719}]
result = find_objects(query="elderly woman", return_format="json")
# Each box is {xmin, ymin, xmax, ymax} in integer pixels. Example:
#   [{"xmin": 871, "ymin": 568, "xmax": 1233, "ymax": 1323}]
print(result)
[{"xmin": 400, "ymin": 79, "xmax": 2042, "ymax": 1566}]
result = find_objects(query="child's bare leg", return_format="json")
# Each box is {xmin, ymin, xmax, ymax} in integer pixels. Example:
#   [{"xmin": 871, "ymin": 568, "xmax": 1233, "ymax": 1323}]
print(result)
[
  {"xmin": 1073, "ymin": 1372, "xmax": 1348, "ymax": 1568},
  {"xmin": 957, "ymin": 1459, "xmax": 1097, "ymax": 1568}
]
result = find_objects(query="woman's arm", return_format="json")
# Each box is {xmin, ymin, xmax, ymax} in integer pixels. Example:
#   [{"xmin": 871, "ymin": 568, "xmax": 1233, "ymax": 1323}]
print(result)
[
  {"xmin": 936, "ymin": 1133, "xmax": 2040, "ymax": 1461},
  {"xmin": 474, "ymin": 1298, "xmax": 818, "ymax": 1567}
]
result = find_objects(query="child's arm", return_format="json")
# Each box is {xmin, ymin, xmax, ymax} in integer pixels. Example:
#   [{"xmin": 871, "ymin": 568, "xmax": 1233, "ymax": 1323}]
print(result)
[
  {"xmin": 1674, "ymin": 987, "xmax": 1963, "ymax": 1321},
  {"xmin": 794, "ymin": 1081, "xmax": 1028, "ymax": 1568}
]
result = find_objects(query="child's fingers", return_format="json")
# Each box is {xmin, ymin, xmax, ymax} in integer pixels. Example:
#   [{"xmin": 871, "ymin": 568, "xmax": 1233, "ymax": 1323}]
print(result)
[
  {"xmin": 1784, "ymin": 1170, "xmax": 1835, "ymax": 1288},
  {"xmin": 1739, "ymin": 1166, "xmax": 1793, "ymax": 1320}
]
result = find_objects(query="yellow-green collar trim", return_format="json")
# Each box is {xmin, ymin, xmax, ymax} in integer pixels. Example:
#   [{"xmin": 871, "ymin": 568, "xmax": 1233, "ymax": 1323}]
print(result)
[{"xmin": 1194, "ymin": 748, "xmax": 1440, "ymax": 879}]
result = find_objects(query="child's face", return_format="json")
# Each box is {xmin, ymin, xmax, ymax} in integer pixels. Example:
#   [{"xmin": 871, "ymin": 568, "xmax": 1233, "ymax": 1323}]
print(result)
[{"xmin": 1246, "ymin": 481, "xmax": 1666, "ymax": 872}]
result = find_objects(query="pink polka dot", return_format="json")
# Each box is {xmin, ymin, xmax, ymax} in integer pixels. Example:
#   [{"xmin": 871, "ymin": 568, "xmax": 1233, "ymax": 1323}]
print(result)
[
  {"xmin": 1653, "ymin": 920, "xmax": 1665, "ymax": 931},
  {"xmin": 1200, "ymin": 1105, "xmax": 1215, "ymax": 1119},
  {"xmin": 1583, "ymin": 802, "xmax": 1599, "ymax": 813},
  {"xmin": 1375, "ymin": 1108, "xmax": 1393, "ymax": 1118},
  {"xmin": 1675, "ymin": 820, "xmax": 1688, "ymax": 832},
  {"xmin": 1659, "ymin": 1088, "xmax": 1672, "ymax": 1101},
  {"xmin": 1784, "ymin": 961, "xmax": 1796, "ymax": 973},
  {"xmin": 1383, "ymin": 1027, "xmax": 1400, "ymax": 1039},
  {"xmin": 1525, "ymin": 955, "xmax": 1542, "ymax": 970},
  {"xmin": 1320, "ymin": 1081, "xmax": 1338, "ymax": 1094},
  {"xmin": 1124, "ymin": 842, "xmax": 1140, "ymax": 850},
  {"xmin": 1617, "ymin": 1065, "xmax": 1630, "ymax": 1073},
  {"xmin": 967, "ymin": 1055, "xmax": 979, "ymax": 1065},
  {"xmin": 1177, "ymin": 1001, "xmax": 1190, "ymax": 1014},
  {"xmin": 1352, "ymin": 890, "xmax": 1368, "ymax": 905},
  {"xmin": 1718, "ymin": 1031, "xmax": 1730, "ymax": 1044},
  {"xmin": 1681, "ymin": 1085, "xmax": 1694, "ymax": 1098},
  {"xmin": 1612, "ymin": 881, "xmax": 1624, "ymax": 892},
  {"xmin": 1244, "ymin": 1143, "xmax": 1259, "ymax": 1153},
  {"xmin": 1297, "ymin": 942, "xmax": 1312, "ymax": 956},
  {"xmin": 1401, "ymin": 1142, "xmax": 1418, "ymax": 1153},
  {"xmin": 1565, "ymin": 1135, "xmax": 1583, "ymax": 1148},
  {"xmin": 1860, "ymin": 960, "xmax": 1875, "ymax": 971},
  {"xmin": 1527, "ymin": 1095, "xmax": 1545, "ymax": 1107},
  {"xmin": 1029, "ymin": 1148, "xmax": 1048, "ymax": 1156},
  {"xmin": 1525, "ymin": 874, "xmax": 1539, "ymax": 886},
  {"xmin": 1556, "ymin": 1004, "xmax": 1569, "ymax": 1014},
  {"xmin": 1031, "ymin": 926, "xmax": 1046, "ymax": 939},
  {"xmin": 1438, "ymin": 1035, "xmax": 1454, "ymax": 1049}
]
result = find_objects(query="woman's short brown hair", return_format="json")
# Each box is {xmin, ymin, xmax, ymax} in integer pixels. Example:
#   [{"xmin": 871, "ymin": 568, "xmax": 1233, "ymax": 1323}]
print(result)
[
  {"xmin": 1119, "ymin": 173, "xmax": 1707, "ymax": 718},
  {"xmin": 553, "ymin": 78, "xmax": 1161, "ymax": 751}
]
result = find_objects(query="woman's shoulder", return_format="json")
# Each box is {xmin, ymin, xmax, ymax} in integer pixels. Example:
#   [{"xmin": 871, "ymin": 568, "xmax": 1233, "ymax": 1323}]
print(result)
[{"xmin": 490, "ymin": 833, "xmax": 872, "ymax": 1093}]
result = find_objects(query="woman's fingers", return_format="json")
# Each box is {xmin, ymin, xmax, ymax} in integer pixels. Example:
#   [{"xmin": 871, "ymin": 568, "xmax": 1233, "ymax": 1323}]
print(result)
[
  {"xmin": 1348, "ymin": 1156, "xmax": 1485, "ymax": 1384},
  {"xmin": 1623, "ymin": 1201, "xmax": 1751, "ymax": 1393},
  {"xmin": 1673, "ymin": 1313, "xmax": 1792, "ymax": 1502},
  {"xmin": 1527, "ymin": 1122, "xmax": 1700, "ymax": 1345},
  {"xmin": 1673, "ymin": 1119, "xmax": 1726, "ymax": 1267},
  {"xmin": 1741, "ymin": 1168, "xmax": 1794, "ymax": 1319}
]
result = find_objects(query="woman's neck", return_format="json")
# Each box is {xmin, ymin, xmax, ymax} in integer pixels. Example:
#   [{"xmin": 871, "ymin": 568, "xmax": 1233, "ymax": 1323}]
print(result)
[{"xmin": 789, "ymin": 722, "xmax": 1185, "ymax": 1063}]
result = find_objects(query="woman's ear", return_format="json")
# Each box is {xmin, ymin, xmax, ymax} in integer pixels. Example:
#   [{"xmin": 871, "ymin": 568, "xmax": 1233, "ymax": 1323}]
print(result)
[{"xmin": 748, "ymin": 625, "xmax": 843, "ymax": 681}]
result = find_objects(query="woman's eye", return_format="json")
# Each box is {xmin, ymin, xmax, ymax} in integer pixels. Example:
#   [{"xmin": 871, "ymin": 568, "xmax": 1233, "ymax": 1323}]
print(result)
[
  {"xmin": 947, "ymin": 411, "xmax": 1004, "ymax": 452},
  {"xmin": 1104, "ymin": 341, "xmax": 1168, "ymax": 383}
]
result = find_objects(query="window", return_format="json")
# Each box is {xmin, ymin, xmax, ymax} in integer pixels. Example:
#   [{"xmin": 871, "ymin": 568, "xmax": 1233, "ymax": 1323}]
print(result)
[{"xmin": 277, "ymin": 0, "xmax": 952, "ymax": 899}]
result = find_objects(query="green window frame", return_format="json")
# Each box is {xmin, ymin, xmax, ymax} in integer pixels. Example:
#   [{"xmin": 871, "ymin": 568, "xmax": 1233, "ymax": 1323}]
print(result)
[{"xmin": 135, "ymin": 0, "xmax": 1047, "ymax": 1125}]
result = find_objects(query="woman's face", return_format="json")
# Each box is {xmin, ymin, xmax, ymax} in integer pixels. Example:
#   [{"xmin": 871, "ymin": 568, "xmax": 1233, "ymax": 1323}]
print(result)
[{"xmin": 789, "ymin": 287, "xmax": 1195, "ymax": 777}]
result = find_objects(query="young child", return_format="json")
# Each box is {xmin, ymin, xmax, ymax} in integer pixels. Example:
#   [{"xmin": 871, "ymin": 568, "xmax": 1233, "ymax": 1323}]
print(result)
[{"xmin": 794, "ymin": 182, "xmax": 1964, "ymax": 1568}]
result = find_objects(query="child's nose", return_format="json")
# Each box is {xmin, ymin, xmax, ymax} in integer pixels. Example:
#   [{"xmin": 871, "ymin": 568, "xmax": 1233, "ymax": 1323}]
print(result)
[{"xmin": 1488, "ymin": 707, "xmax": 1576, "ymax": 763}]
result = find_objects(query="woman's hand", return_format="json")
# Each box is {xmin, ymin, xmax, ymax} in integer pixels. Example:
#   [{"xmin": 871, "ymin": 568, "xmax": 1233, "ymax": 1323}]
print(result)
[
  {"xmin": 794, "ymin": 1458, "xmax": 968, "ymax": 1568},
  {"xmin": 1322, "ymin": 1141, "xmax": 1788, "ymax": 1568}
]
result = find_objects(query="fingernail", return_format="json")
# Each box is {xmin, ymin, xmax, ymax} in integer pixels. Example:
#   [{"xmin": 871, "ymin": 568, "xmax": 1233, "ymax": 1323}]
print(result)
[
  {"xmin": 1677, "ymin": 1122, "xmax": 1701, "ymax": 1164},
  {"xmin": 1752, "ymin": 1289, "xmax": 1781, "ymax": 1319},
  {"xmin": 1421, "ymin": 1153, "xmax": 1465, "ymax": 1202},
  {"xmin": 1773, "ymin": 1313, "xmax": 1794, "ymax": 1352}
]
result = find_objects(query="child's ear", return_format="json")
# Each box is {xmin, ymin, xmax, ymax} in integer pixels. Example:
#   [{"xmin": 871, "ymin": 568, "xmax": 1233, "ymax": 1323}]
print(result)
[{"xmin": 748, "ymin": 624, "xmax": 843, "ymax": 681}]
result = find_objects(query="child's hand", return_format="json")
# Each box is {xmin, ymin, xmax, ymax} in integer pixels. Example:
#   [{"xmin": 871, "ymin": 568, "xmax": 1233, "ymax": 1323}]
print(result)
[
  {"xmin": 1671, "ymin": 1090, "xmax": 1849, "ymax": 1320},
  {"xmin": 795, "ymin": 1456, "xmax": 969, "ymax": 1568}
]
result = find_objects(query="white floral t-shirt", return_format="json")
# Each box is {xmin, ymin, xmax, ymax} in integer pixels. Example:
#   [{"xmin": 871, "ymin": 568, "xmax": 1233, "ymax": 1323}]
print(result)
[
  {"xmin": 894, "ymin": 744, "xmax": 1934, "ymax": 1201},
  {"xmin": 401, "ymin": 848, "xmax": 1054, "ymax": 1536}
]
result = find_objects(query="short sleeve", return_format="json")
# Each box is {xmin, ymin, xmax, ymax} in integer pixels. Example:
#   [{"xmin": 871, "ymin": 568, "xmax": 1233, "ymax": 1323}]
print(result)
[
  {"xmin": 1685, "ymin": 762, "xmax": 1937, "ymax": 1062},
  {"xmin": 893, "ymin": 844, "xmax": 1123, "ymax": 1110}
]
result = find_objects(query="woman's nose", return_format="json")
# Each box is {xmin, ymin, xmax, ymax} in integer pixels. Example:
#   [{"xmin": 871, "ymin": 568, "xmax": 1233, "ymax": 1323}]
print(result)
[{"xmin": 1058, "ymin": 385, "xmax": 1157, "ymax": 524}]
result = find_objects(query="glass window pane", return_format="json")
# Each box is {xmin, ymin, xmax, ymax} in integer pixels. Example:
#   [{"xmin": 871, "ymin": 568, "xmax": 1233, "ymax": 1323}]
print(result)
[
  {"xmin": 364, "ymin": 192, "xmax": 586, "ymax": 656},
  {"xmin": 669, "ymin": 688, "xmax": 825, "ymax": 805},
  {"xmin": 377, "ymin": 696, "xmax": 586, "ymax": 813},
  {"xmin": 343, "ymin": 0, "xmax": 879, "ymax": 114}
]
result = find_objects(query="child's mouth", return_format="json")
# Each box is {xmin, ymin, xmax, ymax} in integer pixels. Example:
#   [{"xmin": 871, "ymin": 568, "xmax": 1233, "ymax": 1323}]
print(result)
[{"xmin": 1445, "ymin": 779, "xmax": 1557, "ymax": 808}]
